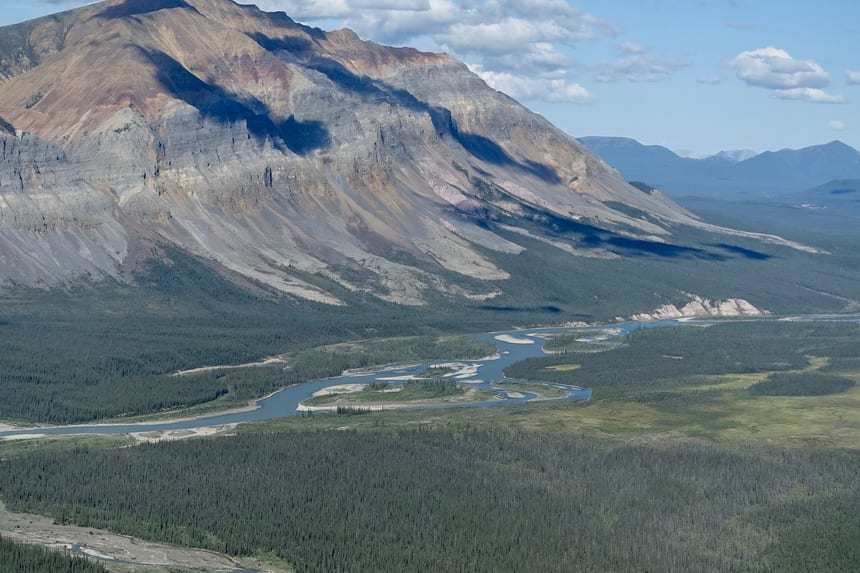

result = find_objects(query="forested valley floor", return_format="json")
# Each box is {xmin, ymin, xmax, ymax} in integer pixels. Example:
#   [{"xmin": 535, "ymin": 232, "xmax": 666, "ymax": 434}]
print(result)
[{"xmin": 1, "ymin": 430, "xmax": 858, "ymax": 573}]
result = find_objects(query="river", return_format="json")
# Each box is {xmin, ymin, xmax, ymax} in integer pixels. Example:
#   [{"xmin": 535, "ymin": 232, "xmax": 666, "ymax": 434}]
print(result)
[{"xmin": 1, "ymin": 314, "xmax": 857, "ymax": 439}]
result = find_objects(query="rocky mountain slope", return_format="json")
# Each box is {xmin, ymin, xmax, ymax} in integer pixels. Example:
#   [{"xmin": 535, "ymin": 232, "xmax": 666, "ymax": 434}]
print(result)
[{"xmin": 0, "ymin": 0, "xmax": 810, "ymax": 305}]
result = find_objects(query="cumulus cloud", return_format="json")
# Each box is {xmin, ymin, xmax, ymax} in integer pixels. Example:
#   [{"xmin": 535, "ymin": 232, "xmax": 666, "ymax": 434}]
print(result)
[
  {"xmin": 730, "ymin": 47, "xmax": 829, "ymax": 89},
  {"xmin": 730, "ymin": 47, "xmax": 844, "ymax": 103},
  {"xmin": 847, "ymin": 70, "xmax": 860, "ymax": 85},
  {"xmin": 483, "ymin": 43, "xmax": 577, "ymax": 74},
  {"xmin": 827, "ymin": 120, "xmax": 847, "ymax": 131},
  {"xmin": 254, "ymin": 0, "xmax": 616, "ymax": 47},
  {"xmin": 439, "ymin": 18, "xmax": 581, "ymax": 55},
  {"xmin": 472, "ymin": 67, "xmax": 594, "ymax": 103},
  {"xmin": 595, "ymin": 53, "xmax": 690, "ymax": 83},
  {"xmin": 771, "ymin": 88, "xmax": 844, "ymax": 104}
]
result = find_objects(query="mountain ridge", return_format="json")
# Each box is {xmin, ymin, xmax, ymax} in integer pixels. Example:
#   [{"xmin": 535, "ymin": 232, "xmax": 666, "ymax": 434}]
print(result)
[
  {"xmin": 579, "ymin": 136, "xmax": 860, "ymax": 197},
  {"xmin": 0, "ymin": 0, "xmax": 814, "ymax": 306}
]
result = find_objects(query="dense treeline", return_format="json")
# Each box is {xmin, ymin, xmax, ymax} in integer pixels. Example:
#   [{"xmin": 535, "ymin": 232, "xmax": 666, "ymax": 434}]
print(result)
[
  {"xmin": 542, "ymin": 332, "xmax": 618, "ymax": 353},
  {"xmin": 0, "ymin": 537, "xmax": 107, "ymax": 573},
  {"xmin": 0, "ymin": 247, "xmax": 494, "ymax": 423},
  {"xmin": 0, "ymin": 430, "xmax": 858, "ymax": 572},
  {"xmin": 289, "ymin": 335, "xmax": 494, "ymax": 376},
  {"xmin": 0, "ymin": 333, "xmax": 492, "ymax": 424},
  {"xmin": 749, "ymin": 372, "xmax": 856, "ymax": 396},
  {"xmin": 506, "ymin": 322, "xmax": 860, "ymax": 400}
]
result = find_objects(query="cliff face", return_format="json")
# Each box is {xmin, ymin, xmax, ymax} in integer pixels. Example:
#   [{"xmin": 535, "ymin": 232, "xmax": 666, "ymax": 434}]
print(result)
[{"xmin": 0, "ymin": 0, "xmax": 775, "ymax": 304}]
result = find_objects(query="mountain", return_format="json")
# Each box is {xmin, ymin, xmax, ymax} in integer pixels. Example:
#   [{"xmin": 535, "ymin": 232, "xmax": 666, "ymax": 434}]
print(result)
[
  {"xmin": 789, "ymin": 179, "xmax": 860, "ymax": 207},
  {"xmin": 578, "ymin": 136, "xmax": 860, "ymax": 198},
  {"xmin": 734, "ymin": 141, "xmax": 860, "ymax": 189},
  {"xmin": 708, "ymin": 149, "xmax": 758, "ymax": 162},
  {"xmin": 576, "ymin": 136, "xmax": 739, "ymax": 195},
  {"xmin": 0, "ymin": 0, "xmax": 812, "ymax": 308}
]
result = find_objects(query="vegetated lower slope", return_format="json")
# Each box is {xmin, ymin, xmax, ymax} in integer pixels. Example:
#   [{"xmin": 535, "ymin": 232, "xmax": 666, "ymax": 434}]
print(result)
[
  {"xmin": 3, "ymin": 220, "xmax": 860, "ymax": 425},
  {"xmin": 0, "ymin": 0, "xmax": 814, "ymax": 307},
  {"xmin": 0, "ymin": 248, "xmax": 494, "ymax": 424},
  {"xmin": 1, "ymin": 430, "xmax": 858, "ymax": 573},
  {"xmin": 0, "ymin": 536, "xmax": 108, "ymax": 573},
  {"xmin": 4, "ymin": 215, "xmax": 860, "ymax": 425}
]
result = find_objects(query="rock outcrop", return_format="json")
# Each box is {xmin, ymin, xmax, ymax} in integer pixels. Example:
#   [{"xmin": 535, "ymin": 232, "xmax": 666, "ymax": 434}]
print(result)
[{"xmin": 626, "ymin": 295, "xmax": 768, "ymax": 322}]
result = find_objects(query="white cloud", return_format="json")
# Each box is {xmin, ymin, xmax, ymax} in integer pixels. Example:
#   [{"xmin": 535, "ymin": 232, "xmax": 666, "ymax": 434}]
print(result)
[
  {"xmin": 472, "ymin": 67, "xmax": 595, "ymax": 103},
  {"xmin": 439, "ymin": 19, "xmax": 579, "ymax": 55},
  {"xmin": 617, "ymin": 42, "xmax": 648, "ymax": 55},
  {"xmin": 347, "ymin": 0, "xmax": 462, "ymax": 43},
  {"xmin": 846, "ymin": 70, "xmax": 860, "ymax": 85},
  {"xmin": 246, "ymin": 0, "xmax": 351, "ymax": 19},
  {"xmin": 484, "ymin": 43, "xmax": 577, "ymax": 74},
  {"xmin": 729, "ymin": 47, "xmax": 845, "ymax": 103},
  {"xmin": 248, "ymin": 0, "xmax": 615, "ymax": 105},
  {"xmin": 771, "ymin": 88, "xmax": 845, "ymax": 104},
  {"xmin": 729, "ymin": 47, "xmax": 830, "ymax": 89},
  {"xmin": 827, "ymin": 120, "xmax": 847, "ymax": 131},
  {"xmin": 595, "ymin": 54, "xmax": 690, "ymax": 83}
]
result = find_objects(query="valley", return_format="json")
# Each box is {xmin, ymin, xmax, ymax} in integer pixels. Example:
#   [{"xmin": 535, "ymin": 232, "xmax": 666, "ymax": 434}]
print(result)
[
  {"xmin": 2, "ymin": 316, "xmax": 860, "ymax": 572},
  {"xmin": 0, "ymin": 1, "xmax": 859, "ymax": 572}
]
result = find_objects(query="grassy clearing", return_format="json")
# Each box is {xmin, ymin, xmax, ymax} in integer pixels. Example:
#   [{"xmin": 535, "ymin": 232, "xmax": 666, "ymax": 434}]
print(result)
[
  {"xmin": 493, "ymin": 381, "xmax": 569, "ymax": 399},
  {"xmin": 263, "ymin": 379, "xmax": 860, "ymax": 449},
  {"xmin": 500, "ymin": 322, "xmax": 860, "ymax": 448},
  {"xmin": 544, "ymin": 363, "xmax": 581, "ymax": 372}
]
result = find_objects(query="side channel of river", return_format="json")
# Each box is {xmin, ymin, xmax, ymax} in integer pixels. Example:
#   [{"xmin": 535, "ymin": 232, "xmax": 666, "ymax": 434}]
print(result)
[{"xmin": 2, "ymin": 314, "xmax": 858, "ymax": 439}]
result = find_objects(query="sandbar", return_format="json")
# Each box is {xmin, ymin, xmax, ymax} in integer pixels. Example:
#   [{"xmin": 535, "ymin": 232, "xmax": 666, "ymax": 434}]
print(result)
[{"xmin": 494, "ymin": 334, "xmax": 535, "ymax": 344}]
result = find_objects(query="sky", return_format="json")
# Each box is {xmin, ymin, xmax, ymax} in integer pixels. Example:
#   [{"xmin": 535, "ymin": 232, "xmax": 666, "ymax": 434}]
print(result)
[{"xmin": 2, "ymin": 0, "xmax": 859, "ymax": 157}]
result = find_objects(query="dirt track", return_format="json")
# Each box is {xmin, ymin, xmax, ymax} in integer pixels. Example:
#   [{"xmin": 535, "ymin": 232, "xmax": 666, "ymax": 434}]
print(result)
[{"xmin": 0, "ymin": 502, "xmax": 290, "ymax": 572}]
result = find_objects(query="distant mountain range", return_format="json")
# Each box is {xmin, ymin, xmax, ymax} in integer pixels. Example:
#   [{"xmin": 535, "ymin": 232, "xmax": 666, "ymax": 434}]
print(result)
[
  {"xmin": 578, "ymin": 137, "xmax": 860, "ymax": 198},
  {"xmin": 709, "ymin": 149, "xmax": 758, "ymax": 162}
]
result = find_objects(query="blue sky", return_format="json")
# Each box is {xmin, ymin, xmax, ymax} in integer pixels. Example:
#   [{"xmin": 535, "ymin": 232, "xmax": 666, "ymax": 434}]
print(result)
[{"xmin": 2, "ymin": 0, "xmax": 858, "ymax": 156}]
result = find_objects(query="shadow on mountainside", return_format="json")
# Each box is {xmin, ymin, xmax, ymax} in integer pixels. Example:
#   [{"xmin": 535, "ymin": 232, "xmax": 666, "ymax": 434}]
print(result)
[
  {"xmin": 248, "ymin": 32, "xmax": 562, "ymax": 183},
  {"xmin": 710, "ymin": 243, "xmax": 775, "ymax": 260},
  {"xmin": 457, "ymin": 198, "xmax": 756, "ymax": 262},
  {"xmin": 141, "ymin": 48, "xmax": 329, "ymax": 155},
  {"xmin": 97, "ymin": 0, "xmax": 200, "ymax": 19}
]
